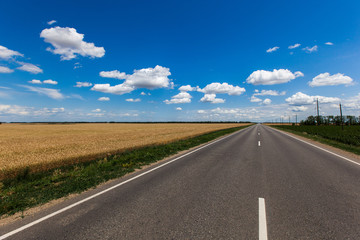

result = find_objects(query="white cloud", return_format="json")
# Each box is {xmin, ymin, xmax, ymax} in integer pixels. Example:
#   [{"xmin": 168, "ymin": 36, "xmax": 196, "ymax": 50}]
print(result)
[
  {"xmin": 75, "ymin": 82, "xmax": 92, "ymax": 87},
  {"xmin": 17, "ymin": 62, "xmax": 43, "ymax": 74},
  {"xmin": 28, "ymin": 79, "xmax": 58, "ymax": 85},
  {"xmin": 28, "ymin": 79, "xmax": 42, "ymax": 84},
  {"xmin": 325, "ymin": 42, "xmax": 334, "ymax": 46},
  {"xmin": 288, "ymin": 43, "xmax": 301, "ymax": 49},
  {"xmin": 22, "ymin": 85, "xmax": 64, "ymax": 100},
  {"xmin": 43, "ymin": 79, "xmax": 58, "ymax": 85},
  {"xmin": 179, "ymin": 85, "xmax": 197, "ymax": 92},
  {"xmin": 309, "ymin": 73, "xmax": 353, "ymax": 87},
  {"xmin": 0, "ymin": 45, "xmax": 23, "ymax": 59},
  {"xmin": 99, "ymin": 70, "xmax": 126, "ymax": 79},
  {"xmin": 124, "ymin": 65, "xmax": 172, "ymax": 89},
  {"xmin": 40, "ymin": 26, "xmax": 105, "ymax": 60},
  {"xmin": 91, "ymin": 83, "xmax": 135, "ymax": 95},
  {"xmin": 92, "ymin": 108, "xmax": 102, "ymax": 112},
  {"xmin": 126, "ymin": 98, "xmax": 141, "ymax": 102},
  {"xmin": 246, "ymin": 69, "xmax": 303, "ymax": 85},
  {"xmin": 289, "ymin": 106, "xmax": 308, "ymax": 112},
  {"xmin": 302, "ymin": 45, "xmax": 318, "ymax": 53},
  {"xmin": 198, "ymin": 82, "xmax": 245, "ymax": 95},
  {"xmin": 266, "ymin": 46, "xmax": 279, "ymax": 53},
  {"xmin": 200, "ymin": 94, "xmax": 225, "ymax": 104},
  {"xmin": 94, "ymin": 65, "xmax": 172, "ymax": 95},
  {"xmin": 47, "ymin": 20, "xmax": 57, "ymax": 25},
  {"xmin": 0, "ymin": 104, "xmax": 30, "ymax": 115},
  {"xmin": 250, "ymin": 96, "xmax": 262, "ymax": 103},
  {"xmin": 98, "ymin": 97, "xmax": 110, "ymax": 101},
  {"xmin": 0, "ymin": 66, "xmax": 13, "ymax": 73},
  {"xmin": 263, "ymin": 98, "xmax": 272, "ymax": 105},
  {"xmin": 0, "ymin": 105, "xmax": 66, "ymax": 117},
  {"xmin": 286, "ymin": 92, "xmax": 340, "ymax": 105},
  {"xmin": 164, "ymin": 92, "xmax": 192, "ymax": 104},
  {"xmin": 254, "ymin": 90, "xmax": 286, "ymax": 96},
  {"xmin": 343, "ymin": 93, "xmax": 360, "ymax": 109},
  {"xmin": 176, "ymin": 107, "xmax": 182, "ymax": 111}
]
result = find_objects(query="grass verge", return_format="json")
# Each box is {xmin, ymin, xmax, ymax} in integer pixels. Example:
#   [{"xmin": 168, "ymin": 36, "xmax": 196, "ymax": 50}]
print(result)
[
  {"xmin": 0, "ymin": 125, "xmax": 249, "ymax": 218},
  {"xmin": 270, "ymin": 125, "xmax": 360, "ymax": 155}
]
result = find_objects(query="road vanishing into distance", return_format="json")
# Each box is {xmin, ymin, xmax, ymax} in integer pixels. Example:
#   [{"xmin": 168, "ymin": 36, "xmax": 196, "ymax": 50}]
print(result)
[{"xmin": 1, "ymin": 124, "xmax": 360, "ymax": 239}]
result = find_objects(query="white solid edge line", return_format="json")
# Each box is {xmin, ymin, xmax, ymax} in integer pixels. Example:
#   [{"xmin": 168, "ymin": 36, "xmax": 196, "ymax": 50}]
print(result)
[
  {"xmin": 0, "ymin": 126, "xmax": 253, "ymax": 240},
  {"xmin": 270, "ymin": 127, "xmax": 360, "ymax": 167},
  {"xmin": 259, "ymin": 198, "xmax": 268, "ymax": 240}
]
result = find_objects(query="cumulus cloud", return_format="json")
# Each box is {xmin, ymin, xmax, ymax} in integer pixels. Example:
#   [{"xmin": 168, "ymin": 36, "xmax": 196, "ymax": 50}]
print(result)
[
  {"xmin": 289, "ymin": 106, "xmax": 308, "ymax": 112},
  {"xmin": 17, "ymin": 62, "xmax": 43, "ymax": 74},
  {"xmin": 93, "ymin": 65, "xmax": 172, "ymax": 95},
  {"xmin": 28, "ymin": 79, "xmax": 42, "ymax": 84},
  {"xmin": 47, "ymin": 20, "xmax": 57, "ymax": 25},
  {"xmin": 308, "ymin": 73, "xmax": 353, "ymax": 87},
  {"xmin": 302, "ymin": 45, "xmax": 318, "ymax": 53},
  {"xmin": 91, "ymin": 83, "xmax": 134, "ymax": 95},
  {"xmin": 92, "ymin": 108, "xmax": 102, "ymax": 112},
  {"xmin": 288, "ymin": 43, "xmax": 301, "ymax": 49},
  {"xmin": 22, "ymin": 85, "xmax": 64, "ymax": 100},
  {"xmin": 99, "ymin": 70, "xmax": 126, "ymax": 79},
  {"xmin": 40, "ymin": 26, "xmax": 105, "ymax": 60},
  {"xmin": 43, "ymin": 79, "xmax": 58, "ymax": 85},
  {"xmin": 266, "ymin": 46, "xmax": 279, "ymax": 53},
  {"xmin": 250, "ymin": 96, "xmax": 262, "ymax": 103},
  {"xmin": 246, "ymin": 69, "xmax": 303, "ymax": 85},
  {"xmin": 176, "ymin": 107, "xmax": 182, "ymax": 111},
  {"xmin": 198, "ymin": 82, "xmax": 245, "ymax": 95},
  {"xmin": 75, "ymin": 82, "xmax": 92, "ymax": 87},
  {"xmin": 98, "ymin": 97, "xmax": 110, "ymax": 101},
  {"xmin": 200, "ymin": 94, "xmax": 225, "ymax": 104},
  {"xmin": 179, "ymin": 85, "xmax": 198, "ymax": 92},
  {"xmin": 263, "ymin": 98, "xmax": 272, "ymax": 105},
  {"xmin": 286, "ymin": 92, "xmax": 340, "ymax": 105},
  {"xmin": 124, "ymin": 65, "xmax": 172, "ymax": 89},
  {"xmin": 28, "ymin": 79, "xmax": 58, "ymax": 85},
  {"xmin": 0, "ymin": 66, "xmax": 13, "ymax": 73},
  {"xmin": 0, "ymin": 45, "xmax": 23, "ymax": 59},
  {"xmin": 126, "ymin": 98, "xmax": 141, "ymax": 102},
  {"xmin": 325, "ymin": 42, "xmax": 334, "ymax": 46},
  {"xmin": 164, "ymin": 92, "xmax": 192, "ymax": 104},
  {"xmin": 254, "ymin": 90, "xmax": 286, "ymax": 96}
]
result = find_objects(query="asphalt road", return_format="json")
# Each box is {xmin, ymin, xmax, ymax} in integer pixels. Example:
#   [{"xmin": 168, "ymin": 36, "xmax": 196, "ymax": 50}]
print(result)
[{"xmin": 1, "ymin": 124, "xmax": 360, "ymax": 239}]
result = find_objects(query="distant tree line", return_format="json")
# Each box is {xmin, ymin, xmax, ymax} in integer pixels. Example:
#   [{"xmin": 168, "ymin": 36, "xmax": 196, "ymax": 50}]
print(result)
[{"xmin": 300, "ymin": 115, "xmax": 360, "ymax": 126}]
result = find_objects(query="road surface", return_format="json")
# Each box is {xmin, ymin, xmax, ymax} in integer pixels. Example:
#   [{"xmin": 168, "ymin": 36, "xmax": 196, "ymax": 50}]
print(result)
[{"xmin": 1, "ymin": 124, "xmax": 359, "ymax": 239}]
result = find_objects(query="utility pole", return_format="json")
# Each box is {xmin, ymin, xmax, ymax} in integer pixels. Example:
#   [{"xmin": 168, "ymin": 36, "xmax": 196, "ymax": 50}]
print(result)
[
  {"xmin": 340, "ymin": 103, "xmax": 344, "ymax": 130},
  {"xmin": 288, "ymin": 116, "xmax": 290, "ymax": 124},
  {"xmin": 316, "ymin": 98, "xmax": 320, "ymax": 126},
  {"xmin": 296, "ymin": 115, "xmax": 297, "ymax": 125}
]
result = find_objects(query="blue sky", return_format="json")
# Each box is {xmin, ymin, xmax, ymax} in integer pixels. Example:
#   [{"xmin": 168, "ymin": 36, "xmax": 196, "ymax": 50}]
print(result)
[{"xmin": 1, "ymin": 0, "xmax": 360, "ymax": 122}]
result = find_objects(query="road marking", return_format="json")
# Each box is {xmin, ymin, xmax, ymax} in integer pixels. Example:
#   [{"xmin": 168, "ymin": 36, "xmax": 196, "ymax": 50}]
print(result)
[
  {"xmin": 258, "ymin": 141, "xmax": 261, "ymax": 147},
  {"xmin": 258, "ymin": 132, "xmax": 260, "ymax": 135},
  {"xmin": 0, "ymin": 126, "xmax": 254, "ymax": 240},
  {"xmin": 270, "ymin": 127, "xmax": 360, "ymax": 167},
  {"xmin": 259, "ymin": 198, "xmax": 268, "ymax": 240}
]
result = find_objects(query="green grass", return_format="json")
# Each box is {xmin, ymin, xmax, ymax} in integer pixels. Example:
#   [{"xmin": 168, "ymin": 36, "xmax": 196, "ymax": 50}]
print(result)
[
  {"xmin": 0, "ymin": 125, "xmax": 249, "ymax": 217},
  {"xmin": 270, "ymin": 125, "xmax": 360, "ymax": 155}
]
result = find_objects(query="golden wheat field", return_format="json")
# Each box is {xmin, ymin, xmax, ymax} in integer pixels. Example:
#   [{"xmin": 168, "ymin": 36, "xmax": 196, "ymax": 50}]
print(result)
[{"xmin": 0, "ymin": 123, "xmax": 248, "ymax": 178}]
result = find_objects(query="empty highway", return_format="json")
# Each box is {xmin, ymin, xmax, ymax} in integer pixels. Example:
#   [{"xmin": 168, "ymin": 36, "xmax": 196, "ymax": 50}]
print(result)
[{"xmin": 1, "ymin": 124, "xmax": 359, "ymax": 239}]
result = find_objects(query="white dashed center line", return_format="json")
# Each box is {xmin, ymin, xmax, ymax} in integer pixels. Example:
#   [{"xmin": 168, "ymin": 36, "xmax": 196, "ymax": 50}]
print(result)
[
  {"xmin": 258, "ymin": 141, "xmax": 261, "ymax": 147},
  {"xmin": 259, "ymin": 198, "xmax": 268, "ymax": 240}
]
